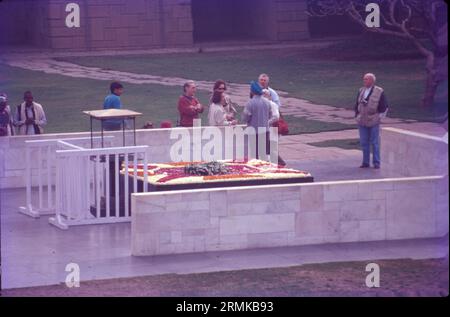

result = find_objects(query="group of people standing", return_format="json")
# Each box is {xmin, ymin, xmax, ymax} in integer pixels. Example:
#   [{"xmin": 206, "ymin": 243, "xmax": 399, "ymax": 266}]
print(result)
[
  {"xmin": 176, "ymin": 72, "xmax": 389, "ymax": 169},
  {"xmin": 177, "ymin": 73, "xmax": 281, "ymax": 129},
  {"xmin": 177, "ymin": 73, "xmax": 286, "ymax": 165},
  {"xmin": 0, "ymin": 91, "xmax": 47, "ymax": 136},
  {"xmin": 0, "ymin": 72, "xmax": 389, "ymax": 169}
]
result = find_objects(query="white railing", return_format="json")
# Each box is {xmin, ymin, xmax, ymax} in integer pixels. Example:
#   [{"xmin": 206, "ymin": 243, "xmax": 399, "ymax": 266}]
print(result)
[
  {"xmin": 49, "ymin": 145, "xmax": 149, "ymax": 229},
  {"xmin": 19, "ymin": 137, "xmax": 114, "ymax": 218}
]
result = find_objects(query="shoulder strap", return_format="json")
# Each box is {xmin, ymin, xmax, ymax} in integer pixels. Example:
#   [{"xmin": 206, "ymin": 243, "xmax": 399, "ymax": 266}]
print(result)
[{"xmin": 31, "ymin": 107, "xmax": 41, "ymax": 135}]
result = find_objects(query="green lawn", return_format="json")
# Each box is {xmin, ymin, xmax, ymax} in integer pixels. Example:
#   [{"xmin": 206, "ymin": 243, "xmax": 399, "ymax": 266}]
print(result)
[
  {"xmin": 0, "ymin": 64, "xmax": 211, "ymax": 133},
  {"xmin": 57, "ymin": 37, "xmax": 448, "ymax": 122},
  {"xmin": 1, "ymin": 37, "xmax": 447, "ymax": 134},
  {"xmin": 0, "ymin": 62, "xmax": 356, "ymax": 134}
]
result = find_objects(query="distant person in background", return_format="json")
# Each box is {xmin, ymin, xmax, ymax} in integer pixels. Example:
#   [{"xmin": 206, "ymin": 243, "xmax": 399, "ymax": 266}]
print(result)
[
  {"xmin": 142, "ymin": 121, "xmax": 154, "ymax": 129},
  {"xmin": 208, "ymin": 90, "xmax": 237, "ymax": 126},
  {"xmin": 0, "ymin": 94, "xmax": 14, "ymax": 136},
  {"xmin": 160, "ymin": 121, "xmax": 172, "ymax": 129},
  {"xmin": 14, "ymin": 91, "xmax": 47, "ymax": 135},
  {"xmin": 355, "ymin": 73, "xmax": 389, "ymax": 169},
  {"xmin": 177, "ymin": 80, "xmax": 204, "ymax": 127},
  {"xmin": 212, "ymin": 80, "xmax": 238, "ymax": 120},
  {"xmin": 103, "ymin": 82, "xmax": 124, "ymax": 131},
  {"xmin": 258, "ymin": 73, "xmax": 281, "ymax": 108}
]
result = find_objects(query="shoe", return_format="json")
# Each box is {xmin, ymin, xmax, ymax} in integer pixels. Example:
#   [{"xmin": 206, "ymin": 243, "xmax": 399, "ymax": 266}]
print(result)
[
  {"xmin": 373, "ymin": 165, "xmax": 380, "ymax": 169},
  {"xmin": 278, "ymin": 158, "xmax": 287, "ymax": 167},
  {"xmin": 359, "ymin": 164, "xmax": 370, "ymax": 168}
]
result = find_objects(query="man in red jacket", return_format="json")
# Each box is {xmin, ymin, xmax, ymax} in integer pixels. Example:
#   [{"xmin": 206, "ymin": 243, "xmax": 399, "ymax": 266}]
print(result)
[{"xmin": 178, "ymin": 80, "xmax": 204, "ymax": 127}]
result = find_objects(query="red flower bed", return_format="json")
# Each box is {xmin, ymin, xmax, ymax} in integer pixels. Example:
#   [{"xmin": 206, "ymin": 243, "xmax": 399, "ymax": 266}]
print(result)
[{"xmin": 124, "ymin": 160, "xmax": 312, "ymax": 184}]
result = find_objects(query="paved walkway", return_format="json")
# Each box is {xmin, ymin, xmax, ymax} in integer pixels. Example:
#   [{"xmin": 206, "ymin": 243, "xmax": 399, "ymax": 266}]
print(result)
[
  {"xmin": 1, "ymin": 187, "xmax": 448, "ymax": 289},
  {"xmin": 279, "ymin": 122, "xmax": 447, "ymax": 163}
]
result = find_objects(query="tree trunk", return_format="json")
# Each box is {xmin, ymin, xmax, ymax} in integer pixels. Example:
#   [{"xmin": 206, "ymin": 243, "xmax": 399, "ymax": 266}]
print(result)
[
  {"xmin": 422, "ymin": 73, "xmax": 439, "ymax": 108},
  {"xmin": 421, "ymin": 55, "xmax": 440, "ymax": 108}
]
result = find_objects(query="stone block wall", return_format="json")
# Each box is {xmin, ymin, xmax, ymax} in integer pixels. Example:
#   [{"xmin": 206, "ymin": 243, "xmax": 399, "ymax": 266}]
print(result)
[
  {"xmin": 0, "ymin": 0, "xmax": 50, "ymax": 47},
  {"xmin": 381, "ymin": 127, "xmax": 448, "ymax": 177},
  {"xmin": 272, "ymin": 0, "xmax": 309, "ymax": 41},
  {"xmin": 131, "ymin": 175, "xmax": 449, "ymax": 256},
  {"xmin": 1, "ymin": 0, "xmax": 309, "ymax": 50},
  {"xmin": 45, "ymin": 0, "xmax": 193, "ymax": 50}
]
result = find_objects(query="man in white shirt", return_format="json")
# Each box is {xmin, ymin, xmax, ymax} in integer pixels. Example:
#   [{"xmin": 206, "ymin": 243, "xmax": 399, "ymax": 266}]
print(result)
[
  {"xmin": 258, "ymin": 74, "xmax": 286, "ymax": 166},
  {"xmin": 14, "ymin": 91, "xmax": 47, "ymax": 135}
]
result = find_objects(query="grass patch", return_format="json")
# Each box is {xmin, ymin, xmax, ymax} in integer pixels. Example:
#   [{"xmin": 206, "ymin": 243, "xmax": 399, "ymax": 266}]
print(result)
[
  {"xmin": 0, "ymin": 63, "xmax": 356, "ymax": 135},
  {"xmin": 0, "ymin": 63, "xmax": 210, "ymax": 133},
  {"xmin": 308, "ymin": 138, "xmax": 361, "ymax": 150},
  {"xmin": 57, "ymin": 38, "xmax": 448, "ymax": 123},
  {"xmin": 2, "ymin": 37, "xmax": 447, "ymax": 133},
  {"xmin": 2, "ymin": 258, "xmax": 448, "ymax": 297}
]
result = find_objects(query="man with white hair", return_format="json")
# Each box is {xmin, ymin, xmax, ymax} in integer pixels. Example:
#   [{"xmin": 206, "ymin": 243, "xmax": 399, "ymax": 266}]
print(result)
[
  {"xmin": 355, "ymin": 73, "xmax": 389, "ymax": 169},
  {"xmin": 178, "ymin": 80, "xmax": 204, "ymax": 127},
  {"xmin": 258, "ymin": 73, "xmax": 281, "ymax": 108}
]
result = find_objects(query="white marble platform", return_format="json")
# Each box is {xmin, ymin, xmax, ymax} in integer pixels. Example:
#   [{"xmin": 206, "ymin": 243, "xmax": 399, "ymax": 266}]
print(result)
[{"xmin": 131, "ymin": 174, "xmax": 449, "ymax": 256}]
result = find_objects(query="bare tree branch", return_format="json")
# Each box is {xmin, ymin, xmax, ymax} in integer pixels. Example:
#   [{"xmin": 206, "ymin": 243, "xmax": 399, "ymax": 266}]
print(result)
[{"xmin": 307, "ymin": 0, "xmax": 448, "ymax": 108}]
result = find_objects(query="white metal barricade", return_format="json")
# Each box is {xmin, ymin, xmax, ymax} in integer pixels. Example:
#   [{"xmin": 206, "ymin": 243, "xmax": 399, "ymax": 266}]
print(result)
[
  {"xmin": 48, "ymin": 145, "xmax": 149, "ymax": 229},
  {"xmin": 19, "ymin": 136, "xmax": 114, "ymax": 218}
]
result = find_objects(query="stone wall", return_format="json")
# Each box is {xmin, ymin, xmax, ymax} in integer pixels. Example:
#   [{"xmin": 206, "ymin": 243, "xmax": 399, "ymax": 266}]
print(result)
[
  {"xmin": 0, "ymin": 0, "xmax": 50, "ymax": 47},
  {"xmin": 0, "ymin": 0, "xmax": 309, "ymax": 50},
  {"xmin": 45, "ymin": 0, "xmax": 193, "ymax": 50},
  {"xmin": 130, "ymin": 126, "xmax": 449, "ymax": 255},
  {"xmin": 131, "ymin": 175, "xmax": 449, "ymax": 255},
  {"xmin": 381, "ymin": 127, "xmax": 448, "ymax": 177},
  {"xmin": 273, "ymin": 0, "xmax": 309, "ymax": 41},
  {"xmin": 190, "ymin": 0, "xmax": 309, "ymax": 42},
  {"xmin": 0, "ymin": 0, "xmax": 193, "ymax": 50}
]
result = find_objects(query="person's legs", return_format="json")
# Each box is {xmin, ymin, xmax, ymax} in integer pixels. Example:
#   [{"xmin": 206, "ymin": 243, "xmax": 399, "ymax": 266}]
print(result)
[
  {"xmin": 358, "ymin": 125, "xmax": 370, "ymax": 167},
  {"xmin": 274, "ymin": 132, "xmax": 286, "ymax": 166},
  {"xmin": 370, "ymin": 124, "xmax": 381, "ymax": 167}
]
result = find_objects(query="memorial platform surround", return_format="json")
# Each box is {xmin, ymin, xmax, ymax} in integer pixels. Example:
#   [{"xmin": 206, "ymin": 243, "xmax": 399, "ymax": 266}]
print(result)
[
  {"xmin": 0, "ymin": 126, "xmax": 447, "ymax": 255},
  {"xmin": 130, "ymin": 127, "xmax": 448, "ymax": 255}
]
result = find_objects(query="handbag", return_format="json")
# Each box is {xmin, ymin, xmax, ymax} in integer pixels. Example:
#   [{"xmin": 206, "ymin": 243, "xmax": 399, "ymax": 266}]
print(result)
[{"xmin": 273, "ymin": 112, "xmax": 289, "ymax": 135}]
